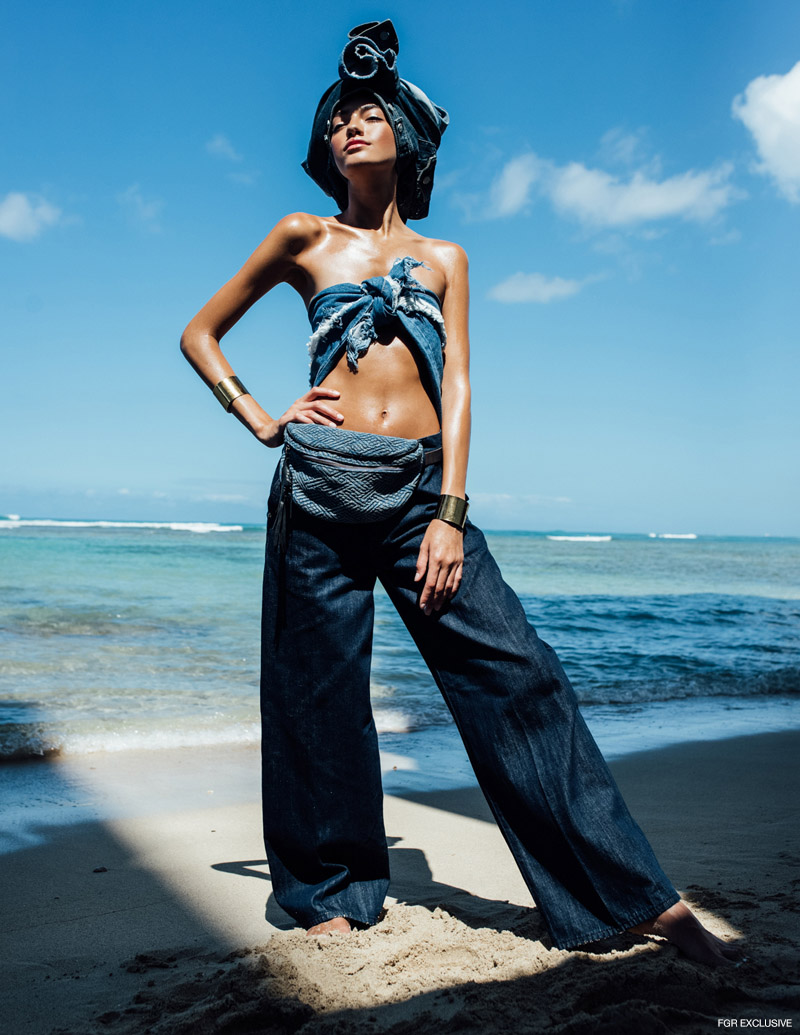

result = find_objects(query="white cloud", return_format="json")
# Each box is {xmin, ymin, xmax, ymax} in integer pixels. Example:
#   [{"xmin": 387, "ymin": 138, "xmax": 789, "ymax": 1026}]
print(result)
[
  {"xmin": 487, "ymin": 153, "xmax": 541, "ymax": 216},
  {"xmin": 0, "ymin": 192, "xmax": 61, "ymax": 241},
  {"xmin": 732, "ymin": 61, "xmax": 800, "ymax": 202},
  {"xmin": 489, "ymin": 272, "xmax": 597, "ymax": 304},
  {"xmin": 548, "ymin": 160, "xmax": 737, "ymax": 226},
  {"xmin": 206, "ymin": 133, "xmax": 243, "ymax": 162},
  {"xmin": 486, "ymin": 151, "xmax": 738, "ymax": 226},
  {"xmin": 117, "ymin": 184, "xmax": 163, "ymax": 232}
]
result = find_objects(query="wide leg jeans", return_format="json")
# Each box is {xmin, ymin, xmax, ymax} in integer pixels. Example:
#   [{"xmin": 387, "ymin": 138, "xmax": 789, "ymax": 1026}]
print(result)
[{"xmin": 259, "ymin": 433, "xmax": 679, "ymax": 949}]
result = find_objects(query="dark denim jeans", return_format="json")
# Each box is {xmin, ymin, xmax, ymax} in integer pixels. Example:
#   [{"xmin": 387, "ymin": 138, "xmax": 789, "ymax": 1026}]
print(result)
[{"xmin": 260, "ymin": 432, "xmax": 679, "ymax": 949}]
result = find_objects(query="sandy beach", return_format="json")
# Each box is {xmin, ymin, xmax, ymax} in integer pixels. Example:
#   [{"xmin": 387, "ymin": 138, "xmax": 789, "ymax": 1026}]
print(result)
[{"xmin": 1, "ymin": 730, "xmax": 799, "ymax": 1034}]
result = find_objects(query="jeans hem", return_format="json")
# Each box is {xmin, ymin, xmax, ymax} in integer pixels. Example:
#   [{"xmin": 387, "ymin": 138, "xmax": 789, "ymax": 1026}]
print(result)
[{"xmin": 551, "ymin": 890, "xmax": 682, "ymax": 951}]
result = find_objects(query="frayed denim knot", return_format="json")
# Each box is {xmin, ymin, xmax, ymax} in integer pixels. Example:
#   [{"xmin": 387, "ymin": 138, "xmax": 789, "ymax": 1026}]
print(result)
[{"xmin": 361, "ymin": 274, "xmax": 400, "ymax": 329}]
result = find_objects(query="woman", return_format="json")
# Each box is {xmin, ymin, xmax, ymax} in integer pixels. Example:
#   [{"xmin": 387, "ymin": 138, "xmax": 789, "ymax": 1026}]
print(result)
[{"xmin": 181, "ymin": 20, "xmax": 740, "ymax": 965}]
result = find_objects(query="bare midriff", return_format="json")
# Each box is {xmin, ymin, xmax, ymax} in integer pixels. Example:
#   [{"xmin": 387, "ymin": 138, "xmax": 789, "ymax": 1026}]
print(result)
[{"xmin": 318, "ymin": 333, "xmax": 441, "ymax": 440}]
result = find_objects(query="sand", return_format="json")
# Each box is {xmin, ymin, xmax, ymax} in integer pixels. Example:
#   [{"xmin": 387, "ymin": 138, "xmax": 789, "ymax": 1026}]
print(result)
[{"xmin": 1, "ymin": 731, "xmax": 799, "ymax": 1034}]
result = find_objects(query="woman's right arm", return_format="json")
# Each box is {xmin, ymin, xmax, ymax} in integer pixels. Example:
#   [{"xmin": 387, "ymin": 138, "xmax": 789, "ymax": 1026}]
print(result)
[{"xmin": 179, "ymin": 213, "xmax": 343, "ymax": 447}]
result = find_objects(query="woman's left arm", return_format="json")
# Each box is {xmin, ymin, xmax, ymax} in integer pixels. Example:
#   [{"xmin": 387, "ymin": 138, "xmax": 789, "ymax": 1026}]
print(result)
[{"xmin": 415, "ymin": 243, "xmax": 472, "ymax": 614}]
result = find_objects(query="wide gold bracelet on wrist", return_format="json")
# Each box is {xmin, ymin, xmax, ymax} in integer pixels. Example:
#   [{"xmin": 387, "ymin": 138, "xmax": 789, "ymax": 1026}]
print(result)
[
  {"xmin": 435, "ymin": 494, "xmax": 469, "ymax": 531},
  {"xmin": 212, "ymin": 375, "xmax": 250, "ymax": 412}
]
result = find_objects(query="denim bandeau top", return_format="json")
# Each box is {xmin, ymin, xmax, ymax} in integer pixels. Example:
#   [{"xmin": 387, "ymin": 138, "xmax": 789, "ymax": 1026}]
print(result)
[{"xmin": 306, "ymin": 256, "xmax": 447, "ymax": 419}]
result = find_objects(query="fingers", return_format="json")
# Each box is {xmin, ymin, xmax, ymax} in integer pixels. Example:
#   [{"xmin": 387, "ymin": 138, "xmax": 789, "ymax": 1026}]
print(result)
[
  {"xmin": 294, "ymin": 388, "xmax": 343, "ymax": 425},
  {"xmin": 281, "ymin": 398, "xmax": 344, "ymax": 428},
  {"xmin": 419, "ymin": 558, "xmax": 462, "ymax": 614},
  {"xmin": 312, "ymin": 404, "xmax": 345, "ymax": 424},
  {"xmin": 427, "ymin": 564, "xmax": 449, "ymax": 615},
  {"xmin": 417, "ymin": 525, "xmax": 465, "ymax": 614},
  {"xmin": 444, "ymin": 562, "xmax": 463, "ymax": 603},
  {"xmin": 296, "ymin": 408, "xmax": 342, "ymax": 426},
  {"xmin": 414, "ymin": 542, "xmax": 429, "ymax": 585}
]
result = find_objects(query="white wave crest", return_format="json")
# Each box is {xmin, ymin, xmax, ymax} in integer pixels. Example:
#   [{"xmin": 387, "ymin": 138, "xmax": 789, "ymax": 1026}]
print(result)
[
  {"xmin": 547, "ymin": 534, "xmax": 612, "ymax": 542},
  {"xmin": 1, "ymin": 711, "xmax": 418, "ymax": 760},
  {"xmin": 373, "ymin": 708, "xmax": 415, "ymax": 733},
  {"xmin": 648, "ymin": 532, "xmax": 698, "ymax": 539},
  {"xmin": 0, "ymin": 723, "xmax": 262, "ymax": 759},
  {"xmin": 0, "ymin": 519, "xmax": 243, "ymax": 533}
]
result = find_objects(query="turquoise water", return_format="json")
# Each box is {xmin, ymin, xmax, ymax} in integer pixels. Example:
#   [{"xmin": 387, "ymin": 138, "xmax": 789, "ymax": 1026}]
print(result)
[{"xmin": 1, "ymin": 519, "xmax": 799, "ymax": 767}]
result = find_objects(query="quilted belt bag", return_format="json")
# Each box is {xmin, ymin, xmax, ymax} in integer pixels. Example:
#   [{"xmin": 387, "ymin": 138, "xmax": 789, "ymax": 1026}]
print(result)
[{"xmin": 272, "ymin": 424, "xmax": 442, "ymax": 547}]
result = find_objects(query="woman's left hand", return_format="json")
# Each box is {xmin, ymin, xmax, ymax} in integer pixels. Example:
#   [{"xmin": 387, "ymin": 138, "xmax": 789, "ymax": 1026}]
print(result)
[{"xmin": 415, "ymin": 521, "xmax": 464, "ymax": 614}]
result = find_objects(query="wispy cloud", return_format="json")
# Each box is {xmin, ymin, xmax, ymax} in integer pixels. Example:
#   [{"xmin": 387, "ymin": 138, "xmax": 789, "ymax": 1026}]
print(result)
[
  {"xmin": 228, "ymin": 170, "xmax": 261, "ymax": 186},
  {"xmin": 732, "ymin": 60, "xmax": 800, "ymax": 203},
  {"xmin": 205, "ymin": 133, "xmax": 243, "ymax": 162},
  {"xmin": 117, "ymin": 184, "xmax": 163, "ymax": 232},
  {"xmin": 487, "ymin": 154, "xmax": 542, "ymax": 217},
  {"xmin": 0, "ymin": 191, "xmax": 61, "ymax": 241},
  {"xmin": 486, "ymin": 150, "xmax": 739, "ymax": 227},
  {"xmin": 596, "ymin": 127, "xmax": 650, "ymax": 168},
  {"xmin": 710, "ymin": 228, "xmax": 742, "ymax": 246},
  {"xmin": 198, "ymin": 492, "xmax": 253, "ymax": 503},
  {"xmin": 205, "ymin": 133, "xmax": 260, "ymax": 185},
  {"xmin": 489, "ymin": 271, "xmax": 604, "ymax": 304}
]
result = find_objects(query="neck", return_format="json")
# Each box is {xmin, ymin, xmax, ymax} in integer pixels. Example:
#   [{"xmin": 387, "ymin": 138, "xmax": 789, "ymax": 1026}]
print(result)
[{"xmin": 339, "ymin": 174, "xmax": 403, "ymax": 233}]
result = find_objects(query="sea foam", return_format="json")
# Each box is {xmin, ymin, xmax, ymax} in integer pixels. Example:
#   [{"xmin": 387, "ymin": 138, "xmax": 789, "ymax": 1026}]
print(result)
[
  {"xmin": 0, "ymin": 519, "xmax": 243, "ymax": 533},
  {"xmin": 0, "ymin": 709, "xmax": 418, "ymax": 761},
  {"xmin": 547, "ymin": 535, "xmax": 612, "ymax": 542},
  {"xmin": 0, "ymin": 722, "xmax": 262, "ymax": 760}
]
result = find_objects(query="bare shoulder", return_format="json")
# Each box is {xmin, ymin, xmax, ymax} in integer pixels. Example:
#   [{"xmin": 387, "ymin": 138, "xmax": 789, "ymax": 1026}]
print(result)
[
  {"xmin": 265, "ymin": 211, "xmax": 327, "ymax": 256},
  {"xmin": 241, "ymin": 212, "xmax": 329, "ymax": 293},
  {"xmin": 424, "ymin": 238, "xmax": 469, "ymax": 279}
]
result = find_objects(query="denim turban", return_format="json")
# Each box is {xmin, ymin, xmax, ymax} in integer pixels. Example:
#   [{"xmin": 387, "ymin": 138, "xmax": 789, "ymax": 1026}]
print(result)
[{"xmin": 302, "ymin": 20, "xmax": 449, "ymax": 221}]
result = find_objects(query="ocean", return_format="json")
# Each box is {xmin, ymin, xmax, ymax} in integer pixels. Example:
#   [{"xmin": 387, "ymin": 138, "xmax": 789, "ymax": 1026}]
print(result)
[{"xmin": 1, "ymin": 518, "xmax": 799, "ymax": 788}]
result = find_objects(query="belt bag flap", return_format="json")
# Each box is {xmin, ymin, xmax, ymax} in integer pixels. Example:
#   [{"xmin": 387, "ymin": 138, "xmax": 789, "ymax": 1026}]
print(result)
[{"xmin": 282, "ymin": 424, "xmax": 425, "ymax": 523}]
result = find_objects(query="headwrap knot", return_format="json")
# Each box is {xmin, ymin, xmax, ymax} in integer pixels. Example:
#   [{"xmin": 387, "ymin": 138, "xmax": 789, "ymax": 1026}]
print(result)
[
  {"xmin": 302, "ymin": 20, "xmax": 449, "ymax": 221},
  {"xmin": 339, "ymin": 33, "xmax": 399, "ymax": 95}
]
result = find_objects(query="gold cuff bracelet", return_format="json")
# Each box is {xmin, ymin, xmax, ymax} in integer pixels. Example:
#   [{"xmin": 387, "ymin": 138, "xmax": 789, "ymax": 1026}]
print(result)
[
  {"xmin": 435, "ymin": 494, "xmax": 469, "ymax": 531},
  {"xmin": 212, "ymin": 375, "xmax": 249, "ymax": 412}
]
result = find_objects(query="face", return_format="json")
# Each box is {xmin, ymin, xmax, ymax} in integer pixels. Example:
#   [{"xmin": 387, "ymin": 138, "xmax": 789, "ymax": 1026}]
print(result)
[{"xmin": 329, "ymin": 92, "xmax": 397, "ymax": 178}]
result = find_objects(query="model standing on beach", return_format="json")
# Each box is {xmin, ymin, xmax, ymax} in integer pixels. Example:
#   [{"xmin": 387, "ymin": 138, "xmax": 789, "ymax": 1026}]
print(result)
[{"xmin": 181, "ymin": 20, "xmax": 740, "ymax": 965}]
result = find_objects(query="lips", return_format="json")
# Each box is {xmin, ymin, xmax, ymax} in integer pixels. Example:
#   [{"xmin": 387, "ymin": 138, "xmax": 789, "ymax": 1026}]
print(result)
[{"xmin": 344, "ymin": 139, "xmax": 369, "ymax": 152}]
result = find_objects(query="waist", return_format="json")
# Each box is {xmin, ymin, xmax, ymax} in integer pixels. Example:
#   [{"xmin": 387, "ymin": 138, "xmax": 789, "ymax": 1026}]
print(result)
[
  {"xmin": 311, "ymin": 328, "xmax": 444, "ymax": 424},
  {"xmin": 318, "ymin": 346, "xmax": 440, "ymax": 440}
]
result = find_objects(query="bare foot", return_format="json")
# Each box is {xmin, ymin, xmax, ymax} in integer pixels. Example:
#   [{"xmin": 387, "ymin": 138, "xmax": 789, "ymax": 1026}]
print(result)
[
  {"xmin": 306, "ymin": 916, "xmax": 352, "ymax": 937},
  {"xmin": 631, "ymin": 900, "xmax": 745, "ymax": 966}
]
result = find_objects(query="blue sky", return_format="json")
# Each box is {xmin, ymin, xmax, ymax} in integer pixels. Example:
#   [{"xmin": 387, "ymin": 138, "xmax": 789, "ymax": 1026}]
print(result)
[{"xmin": 2, "ymin": 0, "xmax": 799, "ymax": 534}]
